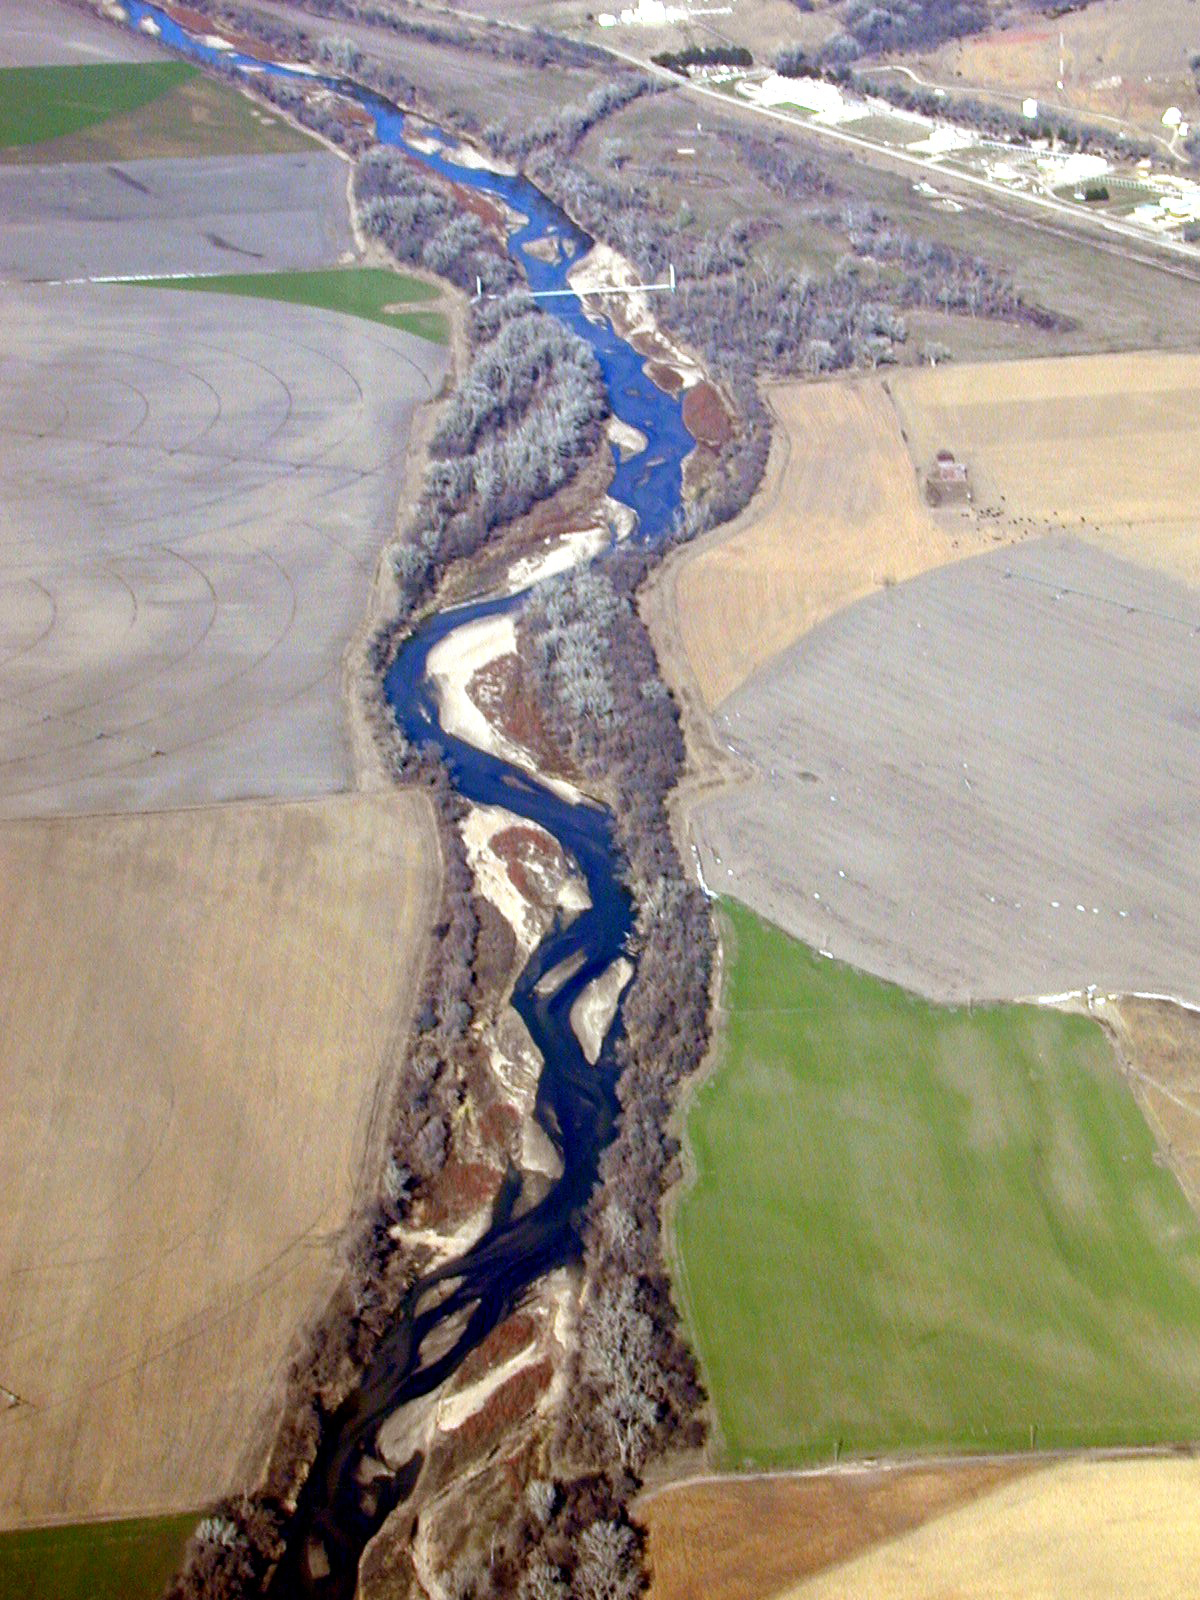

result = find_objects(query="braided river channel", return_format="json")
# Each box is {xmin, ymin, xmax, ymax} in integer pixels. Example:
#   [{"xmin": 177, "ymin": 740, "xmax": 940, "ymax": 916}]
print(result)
[{"xmin": 117, "ymin": 4, "xmax": 698, "ymax": 1592}]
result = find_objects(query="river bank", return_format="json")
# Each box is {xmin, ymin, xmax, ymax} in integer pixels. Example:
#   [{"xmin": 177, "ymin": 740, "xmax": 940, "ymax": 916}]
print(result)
[{"xmin": 89, "ymin": 7, "xmax": 725, "ymax": 1595}]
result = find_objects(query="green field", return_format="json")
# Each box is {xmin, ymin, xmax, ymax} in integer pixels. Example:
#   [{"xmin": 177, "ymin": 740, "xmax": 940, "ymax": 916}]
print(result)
[
  {"xmin": 0, "ymin": 62, "xmax": 194, "ymax": 148},
  {"xmin": 138, "ymin": 267, "xmax": 449, "ymax": 343},
  {"xmin": 673, "ymin": 900, "xmax": 1200, "ymax": 1469},
  {"xmin": 0, "ymin": 63, "xmax": 320, "ymax": 164},
  {"xmin": 0, "ymin": 1513, "xmax": 196, "ymax": 1600}
]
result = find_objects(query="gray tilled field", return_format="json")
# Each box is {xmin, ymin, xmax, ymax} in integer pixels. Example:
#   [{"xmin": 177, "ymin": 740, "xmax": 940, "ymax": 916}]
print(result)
[
  {"xmin": 0, "ymin": 281, "xmax": 445, "ymax": 815},
  {"xmin": 0, "ymin": 153, "xmax": 354, "ymax": 282},
  {"xmin": 695, "ymin": 537, "xmax": 1200, "ymax": 1003},
  {"xmin": 0, "ymin": 0, "xmax": 163, "ymax": 64}
]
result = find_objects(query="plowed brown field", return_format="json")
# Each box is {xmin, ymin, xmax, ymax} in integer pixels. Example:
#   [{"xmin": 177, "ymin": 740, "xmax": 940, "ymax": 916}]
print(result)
[{"xmin": 0, "ymin": 793, "xmax": 438, "ymax": 1526}]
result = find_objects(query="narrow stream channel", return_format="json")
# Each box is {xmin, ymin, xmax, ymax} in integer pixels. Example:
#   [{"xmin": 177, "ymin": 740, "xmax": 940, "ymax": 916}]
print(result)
[{"xmin": 119, "ymin": 6, "xmax": 697, "ymax": 1591}]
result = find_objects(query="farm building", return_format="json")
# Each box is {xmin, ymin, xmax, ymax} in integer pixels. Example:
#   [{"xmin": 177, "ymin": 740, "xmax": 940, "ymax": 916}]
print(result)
[{"xmin": 925, "ymin": 449, "xmax": 970, "ymax": 505}]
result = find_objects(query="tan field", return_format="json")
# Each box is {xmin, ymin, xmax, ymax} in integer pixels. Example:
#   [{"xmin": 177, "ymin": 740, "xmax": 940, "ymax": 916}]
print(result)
[
  {"xmin": 890, "ymin": 352, "xmax": 1200, "ymax": 586},
  {"xmin": 665, "ymin": 380, "xmax": 996, "ymax": 708},
  {"xmin": 0, "ymin": 793, "xmax": 439, "ymax": 1527},
  {"xmin": 639, "ymin": 1462, "xmax": 1027, "ymax": 1600},
  {"xmin": 783, "ymin": 1457, "xmax": 1200, "ymax": 1600}
]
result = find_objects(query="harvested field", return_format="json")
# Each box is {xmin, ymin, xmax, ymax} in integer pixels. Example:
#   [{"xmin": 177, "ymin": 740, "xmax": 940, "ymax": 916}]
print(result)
[
  {"xmin": 0, "ymin": 792, "xmax": 440, "ymax": 1526},
  {"xmin": 639, "ymin": 1461, "xmax": 1027, "ymax": 1600},
  {"xmin": 693, "ymin": 536, "xmax": 1200, "ymax": 1003},
  {"xmin": 664, "ymin": 380, "xmax": 993, "ymax": 707},
  {"xmin": 0, "ymin": 0, "xmax": 164, "ymax": 66},
  {"xmin": 891, "ymin": 352, "xmax": 1200, "ymax": 589},
  {"xmin": 0, "ymin": 152, "xmax": 353, "ymax": 281},
  {"xmin": 0, "ymin": 280, "xmax": 445, "ymax": 815},
  {"xmin": 784, "ymin": 1456, "xmax": 1200, "ymax": 1600},
  {"xmin": 673, "ymin": 901, "xmax": 1200, "ymax": 1469}
]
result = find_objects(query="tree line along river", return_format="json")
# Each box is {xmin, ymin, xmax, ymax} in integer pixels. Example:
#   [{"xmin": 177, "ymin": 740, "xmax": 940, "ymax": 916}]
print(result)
[{"xmin": 120, "ymin": 4, "xmax": 697, "ymax": 1589}]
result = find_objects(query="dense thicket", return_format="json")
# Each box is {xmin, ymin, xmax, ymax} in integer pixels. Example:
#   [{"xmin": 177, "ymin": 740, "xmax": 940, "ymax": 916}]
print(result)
[
  {"xmin": 804, "ymin": 0, "xmax": 1102, "ymax": 63},
  {"xmin": 483, "ymin": 75, "xmax": 658, "ymax": 164},
  {"xmin": 854, "ymin": 71, "xmax": 1157, "ymax": 160},
  {"xmin": 824, "ymin": 0, "xmax": 991, "ymax": 61},
  {"xmin": 118, "ymin": 10, "xmax": 1069, "ymax": 1598},
  {"xmin": 776, "ymin": 19, "xmax": 1154, "ymax": 162},
  {"xmin": 379, "ymin": 286, "xmax": 609, "ymax": 605},
  {"xmin": 355, "ymin": 146, "xmax": 518, "ymax": 294},
  {"xmin": 243, "ymin": 66, "xmax": 370, "ymax": 150},
  {"xmin": 516, "ymin": 129, "xmax": 1064, "ymax": 535},
  {"xmin": 651, "ymin": 43, "xmax": 753, "ymax": 73},
  {"xmin": 418, "ymin": 303, "xmax": 608, "ymax": 544},
  {"xmin": 773, "ymin": 44, "xmax": 824, "ymax": 78},
  {"xmin": 159, "ymin": 117, "xmax": 616, "ymax": 1599},
  {"xmin": 162, "ymin": 719, "xmax": 493, "ymax": 1600}
]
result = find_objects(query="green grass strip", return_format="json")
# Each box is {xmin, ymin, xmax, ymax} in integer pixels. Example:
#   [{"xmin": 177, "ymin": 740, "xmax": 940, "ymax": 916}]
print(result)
[
  {"xmin": 0, "ymin": 62, "xmax": 195, "ymax": 149},
  {"xmin": 0, "ymin": 1512, "xmax": 197, "ymax": 1600},
  {"xmin": 674, "ymin": 899, "xmax": 1200, "ymax": 1470},
  {"xmin": 136, "ymin": 267, "xmax": 449, "ymax": 343}
]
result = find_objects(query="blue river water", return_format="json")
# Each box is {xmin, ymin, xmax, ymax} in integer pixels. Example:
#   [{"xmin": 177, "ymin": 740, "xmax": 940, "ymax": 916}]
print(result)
[{"xmin": 119, "ymin": 6, "xmax": 697, "ymax": 1591}]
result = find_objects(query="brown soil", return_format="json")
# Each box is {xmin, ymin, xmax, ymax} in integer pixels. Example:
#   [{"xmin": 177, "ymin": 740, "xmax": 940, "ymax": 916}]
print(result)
[
  {"xmin": 447, "ymin": 1360, "xmax": 554, "ymax": 1451},
  {"xmin": 630, "ymin": 325, "xmax": 690, "ymax": 380},
  {"xmin": 331, "ymin": 96, "xmax": 374, "ymax": 131},
  {"xmin": 682, "ymin": 381, "xmax": 734, "ymax": 448},
  {"xmin": 455, "ymin": 1313, "xmax": 538, "ymax": 1387},
  {"xmin": 491, "ymin": 822, "xmax": 570, "ymax": 910},
  {"xmin": 160, "ymin": 0, "xmax": 291, "ymax": 62},
  {"xmin": 646, "ymin": 359, "xmax": 685, "ymax": 396},
  {"xmin": 421, "ymin": 1157, "xmax": 505, "ymax": 1228},
  {"xmin": 472, "ymin": 895, "xmax": 518, "ymax": 993},
  {"xmin": 638, "ymin": 1461, "xmax": 1032, "ymax": 1600},
  {"xmin": 477, "ymin": 1098, "xmax": 521, "ymax": 1153},
  {"xmin": 468, "ymin": 652, "xmax": 572, "ymax": 782}
]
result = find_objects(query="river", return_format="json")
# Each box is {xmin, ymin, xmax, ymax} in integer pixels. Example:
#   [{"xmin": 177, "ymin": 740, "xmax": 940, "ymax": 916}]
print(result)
[{"xmin": 118, "ymin": 5, "xmax": 696, "ymax": 1592}]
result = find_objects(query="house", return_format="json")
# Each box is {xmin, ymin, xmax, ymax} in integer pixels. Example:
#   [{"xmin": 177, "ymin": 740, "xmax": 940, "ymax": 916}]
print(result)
[{"xmin": 925, "ymin": 449, "xmax": 970, "ymax": 505}]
